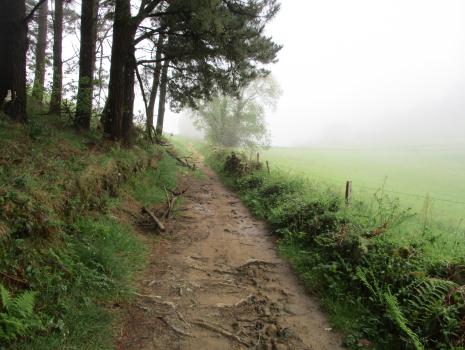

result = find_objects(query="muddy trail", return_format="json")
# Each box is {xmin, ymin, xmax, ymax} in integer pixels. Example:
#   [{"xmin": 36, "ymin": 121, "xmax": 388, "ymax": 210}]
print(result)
[{"xmin": 117, "ymin": 158, "xmax": 343, "ymax": 350}]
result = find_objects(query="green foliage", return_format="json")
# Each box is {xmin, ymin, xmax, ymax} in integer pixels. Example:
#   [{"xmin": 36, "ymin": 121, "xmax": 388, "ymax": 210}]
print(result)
[
  {"xmin": 205, "ymin": 148, "xmax": 465, "ymax": 349},
  {"xmin": 384, "ymin": 291, "xmax": 424, "ymax": 350},
  {"xmin": 125, "ymin": 153, "xmax": 178, "ymax": 207},
  {"xmin": 165, "ymin": 0, "xmax": 282, "ymax": 112},
  {"xmin": 0, "ymin": 284, "xmax": 42, "ymax": 343}
]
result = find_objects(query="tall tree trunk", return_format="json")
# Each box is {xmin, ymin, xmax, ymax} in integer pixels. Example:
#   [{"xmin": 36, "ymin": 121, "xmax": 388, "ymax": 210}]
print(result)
[
  {"xmin": 75, "ymin": 0, "xmax": 99, "ymax": 129},
  {"xmin": 31, "ymin": 0, "xmax": 48, "ymax": 103},
  {"xmin": 146, "ymin": 34, "xmax": 164, "ymax": 137},
  {"xmin": 103, "ymin": 0, "xmax": 137, "ymax": 143},
  {"xmin": 122, "ymin": 55, "xmax": 136, "ymax": 145},
  {"xmin": 49, "ymin": 0, "xmax": 63, "ymax": 114},
  {"xmin": 155, "ymin": 59, "xmax": 169, "ymax": 137},
  {"xmin": 0, "ymin": 0, "xmax": 28, "ymax": 123}
]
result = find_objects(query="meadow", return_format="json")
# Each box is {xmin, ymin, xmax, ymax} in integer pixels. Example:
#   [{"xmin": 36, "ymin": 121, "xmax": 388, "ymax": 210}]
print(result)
[{"xmin": 260, "ymin": 145, "xmax": 465, "ymax": 260}]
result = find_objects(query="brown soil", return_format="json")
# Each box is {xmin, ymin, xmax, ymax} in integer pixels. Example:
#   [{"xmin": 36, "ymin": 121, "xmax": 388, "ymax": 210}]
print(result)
[{"xmin": 116, "ymin": 158, "xmax": 343, "ymax": 350}]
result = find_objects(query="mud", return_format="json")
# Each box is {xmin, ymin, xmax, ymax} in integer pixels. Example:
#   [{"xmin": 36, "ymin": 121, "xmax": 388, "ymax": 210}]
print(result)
[{"xmin": 117, "ymin": 158, "xmax": 343, "ymax": 350}]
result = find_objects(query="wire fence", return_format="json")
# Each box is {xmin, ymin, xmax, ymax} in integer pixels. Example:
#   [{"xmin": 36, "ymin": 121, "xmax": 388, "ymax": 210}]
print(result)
[{"xmin": 258, "ymin": 153, "xmax": 465, "ymax": 207}]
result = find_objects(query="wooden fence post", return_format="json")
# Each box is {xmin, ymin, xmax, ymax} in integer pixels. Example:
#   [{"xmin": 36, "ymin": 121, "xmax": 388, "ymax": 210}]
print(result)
[
  {"xmin": 345, "ymin": 181, "xmax": 352, "ymax": 205},
  {"xmin": 266, "ymin": 160, "xmax": 270, "ymax": 174}
]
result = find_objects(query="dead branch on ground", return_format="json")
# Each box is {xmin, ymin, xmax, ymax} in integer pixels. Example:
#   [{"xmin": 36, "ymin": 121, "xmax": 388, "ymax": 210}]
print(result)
[{"xmin": 141, "ymin": 207, "xmax": 166, "ymax": 231}]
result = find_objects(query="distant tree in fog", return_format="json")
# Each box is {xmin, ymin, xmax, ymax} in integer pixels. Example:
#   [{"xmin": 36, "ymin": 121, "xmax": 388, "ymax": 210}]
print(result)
[{"xmin": 190, "ymin": 77, "xmax": 281, "ymax": 149}]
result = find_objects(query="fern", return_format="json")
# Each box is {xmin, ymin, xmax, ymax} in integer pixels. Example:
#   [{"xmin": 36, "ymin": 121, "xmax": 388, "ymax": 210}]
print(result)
[
  {"xmin": 0, "ymin": 284, "xmax": 11, "ymax": 310},
  {"xmin": 406, "ymin": 278, "xmax": 458, "ymax": 325},
  {"xmin": 356, "ymin": 266, "xmax": 383, "ymax": 303},
  {"xmin": 0, "ymin": 283, "xmax": 42, "ymax": 342},
  {"xmin": 384, "ymin": 290, "xmax": 424, "ymax": 350}
]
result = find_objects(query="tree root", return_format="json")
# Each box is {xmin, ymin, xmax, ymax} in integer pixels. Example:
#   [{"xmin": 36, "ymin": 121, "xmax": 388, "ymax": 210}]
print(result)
[
  {"xmin": 216, "ymin": 294, "xmax": 255, "ymax": 308},
  {"xmin": 157, "ymin": 316, "xmax": 193, "ymax": 337},
  {"xmin": 192, "ymin": 320, "xmax": 249, "ymax": 347},
  {"xmin": 236, "ymin": 259, "xmax": 278, "ymax": 270}
]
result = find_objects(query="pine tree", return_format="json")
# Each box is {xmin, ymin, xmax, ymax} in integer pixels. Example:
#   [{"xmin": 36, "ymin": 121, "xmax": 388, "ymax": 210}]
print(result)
[{"xmin": 75, "ymin": 0, "xmax": 99, "ymax": 129}]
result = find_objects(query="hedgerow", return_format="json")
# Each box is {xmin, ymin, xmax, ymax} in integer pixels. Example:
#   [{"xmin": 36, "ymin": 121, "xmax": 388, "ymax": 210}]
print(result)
[{"xmin": 208, "ymin": 149, "xmax": 465, "ymax": 350}]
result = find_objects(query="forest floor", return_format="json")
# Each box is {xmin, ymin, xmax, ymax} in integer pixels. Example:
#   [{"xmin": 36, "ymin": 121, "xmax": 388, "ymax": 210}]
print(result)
[{"xmin": 116, "ymin": 154, "xmax": 343, "ymax": 350}]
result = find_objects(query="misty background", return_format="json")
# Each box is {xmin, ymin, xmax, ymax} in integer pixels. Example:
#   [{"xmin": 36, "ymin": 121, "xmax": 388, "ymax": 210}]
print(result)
[{"xmin": 170, "ymin": 0, "xmax": 465, "ymax": 147}]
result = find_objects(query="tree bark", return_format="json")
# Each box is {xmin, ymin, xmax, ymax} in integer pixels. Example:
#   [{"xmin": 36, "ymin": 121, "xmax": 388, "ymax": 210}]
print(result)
[
  {"xmin": 0, "ymin": 0, "xmax": 28, "ymax": 123},
  {"xmin": 122, "ymin": 54, "xmax": 136, "ymax": 145},
  {"xmin": 49, "ymin": 0, "xmax": 63, "ymax": 115},
  {"xmin": 31, "ymin": 0, "xmax": 48, "ymax": 103},
  {"xmin": 146, "ymin": 34, "xmax": 164, "ymax": 137},
  {"xmin": 103, "ymin": 0, "xmax": 137, "ymax": 144},
  {"xmin": 75, "ymin": 0, "xmax": 99, "ymax": 129},
  {"xmin": 155, "ymin": 58, "xmax": 169, "ymax": 137}
]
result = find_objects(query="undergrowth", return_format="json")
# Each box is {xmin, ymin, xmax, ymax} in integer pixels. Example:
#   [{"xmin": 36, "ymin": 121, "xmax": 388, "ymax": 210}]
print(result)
[
  {"xmin": 0, "ymin": 113, "xmax": 180, "ymax": 349},
  {"xmin": 205, "ymin": 149, "xmax": 465, "ymax": 350}
]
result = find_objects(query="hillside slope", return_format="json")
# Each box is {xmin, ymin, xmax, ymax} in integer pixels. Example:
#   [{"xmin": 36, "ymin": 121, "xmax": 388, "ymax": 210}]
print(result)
[{"xmin": 0, "ymin": 114, "xmax": 180, "ymax": 349}]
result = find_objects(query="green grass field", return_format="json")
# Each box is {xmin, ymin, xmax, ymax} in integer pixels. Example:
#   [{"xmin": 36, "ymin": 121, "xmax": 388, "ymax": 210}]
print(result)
[{"xmin": 261, "ymin": 146, "xmax": 465, "ymax": 255}]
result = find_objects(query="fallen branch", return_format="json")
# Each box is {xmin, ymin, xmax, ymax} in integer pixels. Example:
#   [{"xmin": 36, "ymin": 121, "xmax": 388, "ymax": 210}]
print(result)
[
  {"xmin": 162, "ymin": 186, "xmax": 188, "ymax": 219},
  {"xmin": 192, "ymin": 320, "xmax": 249, "ymax": 346},
  {"xmin": 166, "ymin": 149, "xmax": 196, "ymax": 170},
  {"xmin": 141, "ymin": 207, "xmax": 166, "ymax": 231},
  {"xmin": 164, "ymin": 195, "xmax": 178, "ymax": 219},
  {"xmin": 0, "ymin": 271, "xmax": 28, "ymax": 286}
]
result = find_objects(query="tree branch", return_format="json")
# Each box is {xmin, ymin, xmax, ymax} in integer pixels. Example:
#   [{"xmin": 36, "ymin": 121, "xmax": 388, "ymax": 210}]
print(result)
[
  {"xmin": 135, "ymin": 60, "xmax": 150, "ymax": 118},
  {"xmin": 25, "ymin": 0, "xmax": 47, "ymax": 23}
]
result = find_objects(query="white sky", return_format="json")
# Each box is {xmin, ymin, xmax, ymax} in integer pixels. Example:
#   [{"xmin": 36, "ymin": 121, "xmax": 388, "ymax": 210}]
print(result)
[{"xmin": 171, "ymin": 0, "xmax": 465, "ymax": 147}]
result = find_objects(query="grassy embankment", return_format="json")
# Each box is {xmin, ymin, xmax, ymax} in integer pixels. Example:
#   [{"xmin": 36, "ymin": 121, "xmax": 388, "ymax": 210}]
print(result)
[
  {"xmin": 0, "ymin": 112, "xmax": 182, "ymax": 349},
  {"xmin": 261, "ymin": 147, "xmax": 465, "ymax": 256},
  {"xmin": 199, "ymin": 144, "xmax": 465, "ymax": 350}
]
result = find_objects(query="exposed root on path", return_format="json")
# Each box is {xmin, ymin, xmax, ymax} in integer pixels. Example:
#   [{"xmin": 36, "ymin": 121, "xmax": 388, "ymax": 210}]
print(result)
[
  {"xmin": 157, "ymin": 316, "xmax": 193, "ymax": 337},
  {"xmin": 192, "ymin": 320, "xmax": 250, "ymax": 347}
]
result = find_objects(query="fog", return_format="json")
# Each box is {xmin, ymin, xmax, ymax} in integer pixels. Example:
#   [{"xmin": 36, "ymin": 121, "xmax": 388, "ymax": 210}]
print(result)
[{"xmin": 172, "ymin": 0, "xmax": 465, "ymax": 147}]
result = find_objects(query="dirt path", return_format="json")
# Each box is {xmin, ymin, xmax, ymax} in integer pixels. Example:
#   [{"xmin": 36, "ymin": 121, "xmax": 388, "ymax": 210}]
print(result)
[{"xmin": 117, "ymin": 159, "xmax": 343, "ymax": 350}]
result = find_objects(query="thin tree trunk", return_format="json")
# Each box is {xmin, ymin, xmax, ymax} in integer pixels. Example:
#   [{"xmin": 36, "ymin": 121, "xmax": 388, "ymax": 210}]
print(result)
[
  {"xmin": 155, "ymin": 58, "xmax": 169, "ymax": 137},
  {"xmin": 146, "ymin": 34, "xmax": 164, "ymax": 137},
  {"xmin": 75, "ymin": 0, "xmax": 99, "ymax": 129},
  {"xmin": 49, "ymin": 0, "xmax": 63, "ymax": 114},
  {"xmin": 103, "ymin": 0, "xmax": 137, "ymax": 142},
  {"xmin": 0, "ymin": 1, "xmax": 28, "ymax": 123},
  {"xmin": 31, "ymin": 0, "xmax": 48, "ymax": 103}
]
